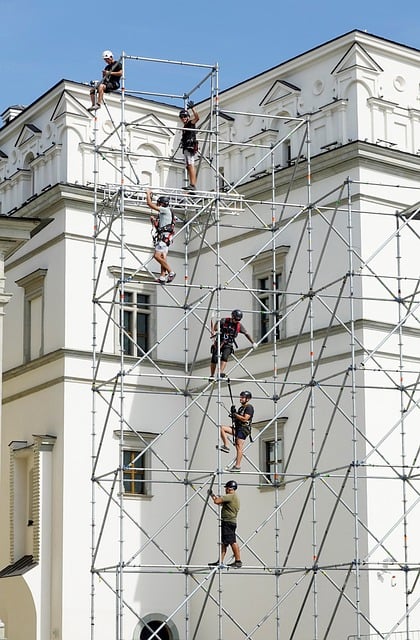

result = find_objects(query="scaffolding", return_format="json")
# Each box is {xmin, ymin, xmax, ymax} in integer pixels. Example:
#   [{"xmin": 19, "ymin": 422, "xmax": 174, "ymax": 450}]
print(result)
[{"xmin": 91, "ymin": 52, "xmax": 420, "ymax": 640}]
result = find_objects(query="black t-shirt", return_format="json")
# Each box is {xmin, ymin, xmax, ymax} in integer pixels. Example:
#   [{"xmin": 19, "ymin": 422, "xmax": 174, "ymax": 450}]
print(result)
[
  {"xmin": 105, "ymin": 61, "xmax": 122, "ymax": 87},
  {"xmin": 181, "ymin": 121, "xmax": 197, "ymax": 150},
  {"xmin": 236, "ymin": 404, "xmax": 254, "ymax": 426}
]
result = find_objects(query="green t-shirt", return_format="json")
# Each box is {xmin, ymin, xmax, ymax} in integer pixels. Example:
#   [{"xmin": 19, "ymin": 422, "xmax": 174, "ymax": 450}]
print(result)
[{"xmin": 221, "ymin": 492, "xmax": 240, "ymax": 523}]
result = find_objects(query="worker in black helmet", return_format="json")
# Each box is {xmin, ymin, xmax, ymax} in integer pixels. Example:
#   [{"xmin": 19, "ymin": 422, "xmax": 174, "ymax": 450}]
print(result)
[
  {"xmin": 208, "ymin": 479, "xmax": 242, "ymax": 568},
  {"xmin": 146, "ymin": 189, "xmax": 176, "ymax": 284},
  {"xmin": 209, "ymin": 310, "xmax": 257, "ymax": 380},
  {"xmin": 179, "ymin": 102, "xmax": 199, "ymax": 191},
  {"xmin": 217, "ymin": 391, "xmax": 254, "ymax": 473}
]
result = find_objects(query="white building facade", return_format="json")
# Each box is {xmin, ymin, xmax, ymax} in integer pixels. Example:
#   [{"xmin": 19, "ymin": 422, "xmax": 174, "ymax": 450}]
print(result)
[{"xmin": 0, "ymin": 30, "xmax": 419, "ymax": 640}]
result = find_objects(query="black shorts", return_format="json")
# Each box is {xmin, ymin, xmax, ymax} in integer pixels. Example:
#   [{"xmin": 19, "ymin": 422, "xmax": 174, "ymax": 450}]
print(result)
[
  {"xmin": 211, "ymin": 344, "xmax": 233, "ymax": 364},
  {"xmin": 234, "ymin": 426, "xmax": 249, "ymax": 441},
  {"xmin": 221, "ymin": 520, "xmax": 237, "ymax": 545},
  {"xmin": 103, "ymin": 80, "xmax": 120, "ymax": 93}
]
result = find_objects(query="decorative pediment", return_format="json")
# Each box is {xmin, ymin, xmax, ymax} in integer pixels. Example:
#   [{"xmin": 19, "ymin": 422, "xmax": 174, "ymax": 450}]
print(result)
[
  {"xmin": 15, "ymin": 124, "xmax": 41, "ymax": 148},
  {"xmin": 50, "ymin": 90, "xmax": 90, "ymax": 121},
  {"xmin": 130, "ymin": 113, "xmax": 175, "ymax": 138},
  {"xmin": 332, "ymin": 43, "xmax": 383, "ymax": 75},
  {"xmin": 259, "ymin": 80, "xmax": 301, "ymax": 107}
]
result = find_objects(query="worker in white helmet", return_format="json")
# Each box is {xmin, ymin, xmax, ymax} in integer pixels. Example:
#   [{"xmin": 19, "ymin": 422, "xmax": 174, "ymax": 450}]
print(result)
[{"xmin": 89, "ymin": 50, "xmax": 122, "ymax": 112}]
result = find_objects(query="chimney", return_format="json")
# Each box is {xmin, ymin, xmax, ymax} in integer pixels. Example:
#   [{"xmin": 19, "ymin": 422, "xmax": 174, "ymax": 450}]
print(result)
[{"xmin": 1, "ymin": 105, "xmax": 26, "ymax": 126}]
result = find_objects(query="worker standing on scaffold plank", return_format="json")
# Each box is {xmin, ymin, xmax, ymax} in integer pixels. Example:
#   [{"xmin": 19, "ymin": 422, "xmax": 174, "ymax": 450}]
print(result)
[
  {"xmin": 146, "ymin": 189, "xmax": 176, "ymax": 285},
  {"xmin": 217, "ymin": 390, "xmax": 254, "ymax": 473},
  {"xmin": 209, "ymin": 309, "xmax": 257, "ymax": 380},
  {"xmin": 88, "ymin": 50, "xmax": 122, "ymax": 112},
  {"xmin": 208, "ymin": 480, "xmax": 242, "ymax": 568},
  {"xmin": 179, "ymin": 101, "xmax": 199, "ymax": 191}
]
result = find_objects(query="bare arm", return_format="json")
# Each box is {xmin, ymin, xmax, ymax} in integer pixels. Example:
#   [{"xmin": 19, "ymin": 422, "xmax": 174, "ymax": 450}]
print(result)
[
  {"xmin": 146, "ymin": 189, "xmax": 160, "ymax": 213},
  {"xmin": 210, "ymin": 320, "xmax": 219, "ymax": 340},
  {"xmin": 232, "ymin": 408, "xmax": 252, "ymax": 424},
  {"xmin": 190, "ymin": 107, "xmax": 199, "ymax": 125}
]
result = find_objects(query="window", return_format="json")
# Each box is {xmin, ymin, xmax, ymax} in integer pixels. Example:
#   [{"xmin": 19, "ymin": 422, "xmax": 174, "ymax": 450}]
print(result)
[
  {"xmin": 9, "ymin": 435, "xmax": 55, "ymax": 563},
  {"xmin": 16, "ymin": 269, "xmax": 47, "ymax": 362},
  {"xmin": 265, "ymin": 437, "xmax": 283, "ymax": 482},
  {"xmin": 121, "ymin": 290, "xmax": 151, "ymax": 356},
  {"xmin": 108, "ymin": 268, "xmax": 156, "ymax": 358},
  {"xmin": 23, "ymin": 152, "xmax": 35, "ymax": 201},
  {"xmin": 114, "ymin": 431, "xmax": 157, "ymax": 498},
  {"xmin": 283, "ymin": 139, "xmax": 292, "ymax": 166},
  {"xmin": 123, "ymin": 449, "xmax": 146, "ymax": 496},
  {"xmin": 254, "ymin": 418, "xmax": 287, "ymax": 488},
  {"xmin": 135, "ymin": 614, "xmax": 179, "ymax": 640},
  {"xmin": 251, "ymin": 248, "xmax": 288, "ymax": 343},
  {"xmin": 257, "ymin": 272, "xmax": 283, "ymax": 343},
  {"xmin": 140, "ymin": 621, "xmax": 171, "ymax": 640}
]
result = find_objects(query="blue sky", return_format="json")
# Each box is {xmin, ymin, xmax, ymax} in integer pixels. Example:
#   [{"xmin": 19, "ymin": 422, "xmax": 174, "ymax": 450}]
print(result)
[{"xmin": 2, "ymin": 0, "xmax": 420, "ymax": 116}]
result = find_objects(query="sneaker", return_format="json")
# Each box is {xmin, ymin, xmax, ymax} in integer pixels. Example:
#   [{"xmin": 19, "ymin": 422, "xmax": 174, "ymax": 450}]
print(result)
[
  {"xmin": 88, "ymin": 104, "xmax": 101, "ymax": 111},
  {"xmin": 216, "ymin": 444, "xmax": 230, "ymax": 454},
  {"xmin": 155, "ymin": 277, "xmax": 166, "ymax": 284},
  {"xmin": 166, "ymin": 272, "xmax": 176, "ymax": 283},
  {"xmin": 208, "ymin": 376, "xmax": 215, "ymax": 383},
  {"xmin": 229, "ymin": 466, "xmax": 241, "ymax": 473},
  {"xmin": 228, "ymin": 560, "xmax": 242, "ymax": 568},
  {"xmin": 188, "ymin": 185, "xmax": 196, "ymax": 191},
  {"xmin": 220, "ymin": 373, "xmax": 226, "ymax": 378}
]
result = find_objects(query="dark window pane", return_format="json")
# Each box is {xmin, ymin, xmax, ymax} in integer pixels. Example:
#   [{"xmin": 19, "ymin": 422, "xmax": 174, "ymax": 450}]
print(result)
[
  {"xmin": 136, "ymin": 312, "xmax": 149, "ymax": 353},
  {"xmin": 123, "ymin": 310, "xmax": 134, "ymax": 355}
]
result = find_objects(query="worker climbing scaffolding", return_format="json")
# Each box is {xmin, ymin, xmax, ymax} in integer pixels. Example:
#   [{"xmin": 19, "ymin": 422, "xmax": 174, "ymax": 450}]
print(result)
[
  {"xmin": 146, "ymin": 189, "xmax": 177, "ymax": 284},
  {"xmin": 209, "ymin": 309, "xmax": 257, "ymax": 380},
  {"xmin": 216, "ymin": 390, "xmax": 254, "ymax": 473}
]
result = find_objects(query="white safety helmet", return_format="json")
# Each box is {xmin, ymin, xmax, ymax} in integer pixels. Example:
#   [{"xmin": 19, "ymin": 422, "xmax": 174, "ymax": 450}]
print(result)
[{"xmin": 102, "ymin": 50, "xmax": 113, "ymax": 59}]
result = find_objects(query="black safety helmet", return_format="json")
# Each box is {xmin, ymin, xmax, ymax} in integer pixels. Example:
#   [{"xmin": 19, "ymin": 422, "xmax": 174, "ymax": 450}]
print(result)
[
  {"xmin": 225, "ymin": 480, "xmax": 238, "ymax": 490},
  {"xmin": 231, "ymin": 309, "xmax": 243, "ymax": 321},
  {"xmin": 240, "ymin": 390, "xmax": 252, "ymax": 400},
  {"xmin": 157, "ymin": 196, "xmax": 170, "ymax": 207},
  {"xmin": 179, "ymin": 109, "xmax": 189, "ymax": 119}
]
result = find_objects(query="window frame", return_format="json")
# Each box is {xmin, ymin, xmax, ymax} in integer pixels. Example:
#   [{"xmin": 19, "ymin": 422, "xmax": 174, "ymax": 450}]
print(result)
[
  {"xmin": 114, "ymin": 430, "xmax": 158, "ymax": 499},
  {"xmin": 16, "ymin": 268, "xmax": 47, "ymax": 362},
  {"xmin": 9, "ymin": 435, "xmax": 55, "ymax": 562},
  {"xmin": 135, "ymin": 613, "xmax": 180, "ymax": 640},
  {"xmin": 108, "ymin": 268, "xmax": 157, "ymax": 358},
  {"xmin": 251, "ymin": 248, "xmax": 288, "ymax": 344},
  {"xmin": 120, "ymin": 290, "xmax": 152, "ymax": 356},
  {"xmin": 253, "ymin": 418, "xmax": 287, "ymax": 489}
]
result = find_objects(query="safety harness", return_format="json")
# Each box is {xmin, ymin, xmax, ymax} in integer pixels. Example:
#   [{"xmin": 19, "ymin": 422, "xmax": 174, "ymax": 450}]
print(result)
[
  {"xmin": 227, "ymin": 378, "xmax": 253, "ymax": 443},
  {"xmin": 212, "ymin": 317, "xmax": 241, "ymax": 354},
  {"xmin": 151, "ymin": 209, "xmax": 176, "ymax": 247},
  {"xmin": 181, "ymin": 122, "xmax": 198, "ymax": 154}
]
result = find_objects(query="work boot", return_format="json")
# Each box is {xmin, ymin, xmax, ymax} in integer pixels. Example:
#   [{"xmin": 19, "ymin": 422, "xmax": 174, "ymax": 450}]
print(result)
[{"xmin": 228, "ymin": 560, "xmax": 242, "ymax": 568}]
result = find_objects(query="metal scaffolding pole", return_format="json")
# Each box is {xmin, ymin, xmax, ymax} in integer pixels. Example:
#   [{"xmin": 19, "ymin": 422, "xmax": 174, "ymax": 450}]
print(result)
[{"xmin": 90, "ymin": 50, "xmax": 420, "ymax": 640}]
